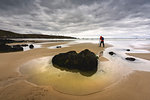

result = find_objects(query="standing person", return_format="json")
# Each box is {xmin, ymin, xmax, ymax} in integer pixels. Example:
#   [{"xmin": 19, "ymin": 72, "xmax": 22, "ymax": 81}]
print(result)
[{"xmin": 99, "ymin": 36, "xmax": 104, "ymax": 47}]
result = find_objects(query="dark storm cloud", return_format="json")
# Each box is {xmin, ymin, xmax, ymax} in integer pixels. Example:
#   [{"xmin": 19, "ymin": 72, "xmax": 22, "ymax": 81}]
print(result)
[
  {"xmin": 0, "ymin": 0, "xmax": 150, "ymax": 38},
  {"xmin": 0, "ymin": 0, "xmax": 35, "ymax": 16}
]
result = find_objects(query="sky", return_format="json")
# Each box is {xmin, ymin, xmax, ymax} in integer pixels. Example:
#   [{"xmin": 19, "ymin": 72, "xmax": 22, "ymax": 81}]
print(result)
[{"xmin": 0, "ymin": 0, "xmax": 150, "ymax": 38}]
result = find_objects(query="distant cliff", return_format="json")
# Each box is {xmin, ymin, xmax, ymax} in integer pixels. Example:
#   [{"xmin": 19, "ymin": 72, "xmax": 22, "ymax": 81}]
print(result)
[{"xmin": 0, "ymin": 29, "xmax": 76, "ymax": 39}]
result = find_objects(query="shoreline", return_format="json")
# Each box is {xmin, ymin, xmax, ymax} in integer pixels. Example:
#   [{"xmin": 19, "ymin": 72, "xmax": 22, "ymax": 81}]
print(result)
[{"xmin": 0, "ymin": 41, "xmax": 150, "ymax": 100}]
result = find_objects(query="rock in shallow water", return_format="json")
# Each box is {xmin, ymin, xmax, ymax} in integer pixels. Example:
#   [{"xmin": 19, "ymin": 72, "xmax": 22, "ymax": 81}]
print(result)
[
  {"xmin": 56, "ymin": 46, "xmax": 61, "ymax": 48},
  {"xmin": 125, "ymin": 57, "xmax": 136, "ymax": 61},
  {"xmin": 52, "ymin": 49, "xmax": 98, "ymax": 76},
  {"xmin": 126, "ymin": 49, "xmax": 130, "ymax": 51},
  {"xmin": 29, "ymin": 44, "xmax": 34, "ymax": 49},
  {"xmin": 109, "ymin": 51, "xmax": 116, "ymax": 56},
  {"xmin": 0, "ymin": 44, "xmax": 23, "ymax": 53}
]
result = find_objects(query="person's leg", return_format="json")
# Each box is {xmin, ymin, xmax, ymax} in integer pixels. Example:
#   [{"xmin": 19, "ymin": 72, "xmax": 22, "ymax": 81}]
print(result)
[
  {"xmin": 100, "ymin": 41, "xmax": 101, "ymax": 47},
  {"xmin": 103, "ymin": 41, "xmax": 105, "ymax": 47}
]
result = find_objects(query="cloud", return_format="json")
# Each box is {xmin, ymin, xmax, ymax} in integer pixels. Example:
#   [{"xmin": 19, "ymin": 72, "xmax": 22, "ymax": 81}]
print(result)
[{"xmin": 0, "ymin": 0, "xmax": 150, "ymax": 38}]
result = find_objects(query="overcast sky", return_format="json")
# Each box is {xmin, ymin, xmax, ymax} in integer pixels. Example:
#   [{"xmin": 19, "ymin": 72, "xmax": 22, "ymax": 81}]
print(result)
[{"xmin": 0, "ymin": 0, "xmax": 150, "ymax": 38}]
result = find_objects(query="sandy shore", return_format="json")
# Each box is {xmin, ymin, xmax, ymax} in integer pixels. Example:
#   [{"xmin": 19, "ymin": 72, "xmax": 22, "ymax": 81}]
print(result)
[{"xmin": 0, "ymin": 42, "xmax": 150, "ymax": 100}]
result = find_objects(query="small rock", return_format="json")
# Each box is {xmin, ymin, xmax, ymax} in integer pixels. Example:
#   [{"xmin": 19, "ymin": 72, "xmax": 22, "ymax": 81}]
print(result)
[
  {"xmin": 21, "ymin": 44, "xmax": 28, "ymax": 47},
  {"xmin": 56, "ymin": 46, "xmax": 61, "ymax": 48},
  {"xmin": 109, "ymin": 51, "xmax": 116, "ymax": 55},
  {"xmin": 125, "ymin": 57, "xmax": 136, "ymax": 61},
  {"xmin": 29, "ymin": 44, "xmax": 34, "ymax": 49},
  {"xmin": 126, "ymin": 49, "xmax": 130, "ymax": 51}
]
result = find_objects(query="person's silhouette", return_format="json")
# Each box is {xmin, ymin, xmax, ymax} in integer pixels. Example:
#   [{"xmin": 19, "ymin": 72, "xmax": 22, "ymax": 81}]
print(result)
[{"xmin": 99, "ymin": 36, "xmax": 104, "ymax": 47}]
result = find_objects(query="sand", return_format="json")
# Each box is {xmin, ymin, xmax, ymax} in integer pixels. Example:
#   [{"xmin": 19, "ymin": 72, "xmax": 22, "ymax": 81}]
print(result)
[
  {"xmin": 127, "ymin": 44, "xmax": 150, "ymax": 61},
  {"xmin": 127, "ymin": 53, "xmax": 150, "ymax": 61},
  {"xmin": 0, "ymin": 42, "xmax": 150, "ymax": 100}
]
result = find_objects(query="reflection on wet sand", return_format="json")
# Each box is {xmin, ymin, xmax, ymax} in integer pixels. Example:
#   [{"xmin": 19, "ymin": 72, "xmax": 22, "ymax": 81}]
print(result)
[{"xmin": 19, "ymin": 56, "xmax": 131, "ymax": 95}]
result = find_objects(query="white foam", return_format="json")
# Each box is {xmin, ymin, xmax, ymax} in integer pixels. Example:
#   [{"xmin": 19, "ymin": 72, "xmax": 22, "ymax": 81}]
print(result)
[
  {"xmin": 103, "ymin": 47, "xmax": 150, "ymax": 72},
  {"xmin": 23, "ymin": 44, "xmax": 42, "ymax": 51}
]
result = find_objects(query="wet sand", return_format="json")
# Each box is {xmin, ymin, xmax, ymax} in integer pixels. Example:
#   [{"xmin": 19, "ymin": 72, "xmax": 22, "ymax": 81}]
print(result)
[
  {"xmin": 127, "ymin": 44, "xmax": 150, "ymax": 61},
  {"xmin": 127, "ymin": 53, "xmax": 150, "ymax": 61},
  {"xmin": 0, "ymin": 42, "xmax": 150, "ymax": 100}
]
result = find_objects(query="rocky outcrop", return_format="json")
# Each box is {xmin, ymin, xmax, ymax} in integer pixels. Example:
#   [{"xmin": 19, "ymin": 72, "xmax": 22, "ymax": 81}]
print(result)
[
  {"xmin": 0, "ymin": 44, "xmax": 23, "ymax": 53},
  {"xmin": 52, "ymin": 49, "xmax": 98, "ymax": 76}
]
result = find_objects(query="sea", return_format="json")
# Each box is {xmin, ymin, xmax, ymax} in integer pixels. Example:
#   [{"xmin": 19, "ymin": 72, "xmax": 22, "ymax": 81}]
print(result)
[{"xmin": 13, "ymin": 38, "xmax": 150, "ymax": 52}]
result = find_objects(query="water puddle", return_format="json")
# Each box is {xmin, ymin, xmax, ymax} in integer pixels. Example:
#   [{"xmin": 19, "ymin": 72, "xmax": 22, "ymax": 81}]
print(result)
[{"xmin": 19, "ymin": 55, "xmax": 131, "ymax": 95}]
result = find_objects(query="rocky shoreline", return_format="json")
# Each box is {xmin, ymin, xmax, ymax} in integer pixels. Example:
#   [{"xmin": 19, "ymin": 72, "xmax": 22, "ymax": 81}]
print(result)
[{"xmin": 0, "ymin": 38, "xmax": 34, "ymax": 53}]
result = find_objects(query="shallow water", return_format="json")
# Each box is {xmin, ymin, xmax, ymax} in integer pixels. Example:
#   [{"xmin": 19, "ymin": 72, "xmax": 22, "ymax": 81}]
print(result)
[
  {"xmin": 23, "ymin": 43, "xmax": 41, "ymax": 51},
  {"xmin": 104, "ymin": 47, "xmax": 150, "ymax": 72},
  {"xmin": 19, "ymin": 54, "xmax": 133, "ymax": 95}
]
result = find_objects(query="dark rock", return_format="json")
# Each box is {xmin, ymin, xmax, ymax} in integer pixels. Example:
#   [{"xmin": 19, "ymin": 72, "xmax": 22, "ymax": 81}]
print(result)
[
  {"xmin": 109, "ymin": 51, "xmax": 116, "ymax": 55},
  {"xmin": 0, "ymin": 38, "xmax": 17, "ymax": 45},
  {"xmin": 125, "ymin": 57, "xmax": 136, "ymax": 61},
  {"xmin": 77, "ymin": 49, "xmax": 98, "ymax": 72},
  {"xmin": 29, "ymin": 44, "xmax": 34, "ymax": 49},
  {"xmin": 0, "ymin": 44, "xmax": 23, "ymax": 53},
  {"xmin": 21, "ymin": 44, "xmax": 28, "ymax": 47},
  {"xmin": 0, "ymin": 44, "xmax": 12, "ymax": 52},
  {"xmin": 13, "ymin": 45, "xmax": 21, "ymax": 48},
  {"xmin": 56, "ymin": 46, "xmax": 61, "ymax": 48},
  {"xmin": 12, "ymin": 45, "xmax": 23, "ymax": 51},
  {"xmin": 126, "ymin": 49, "xmax": 130, "ymax": 51},
  {"xmin": 52, "ymin": 49, "xmax": 98, "ymax": 76}
]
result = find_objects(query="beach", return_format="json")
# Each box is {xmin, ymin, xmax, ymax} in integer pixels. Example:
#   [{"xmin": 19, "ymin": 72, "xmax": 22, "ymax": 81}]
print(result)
[{"xmin": 0, "ymin": 40, "xmax": 150, "ymax": 100}]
